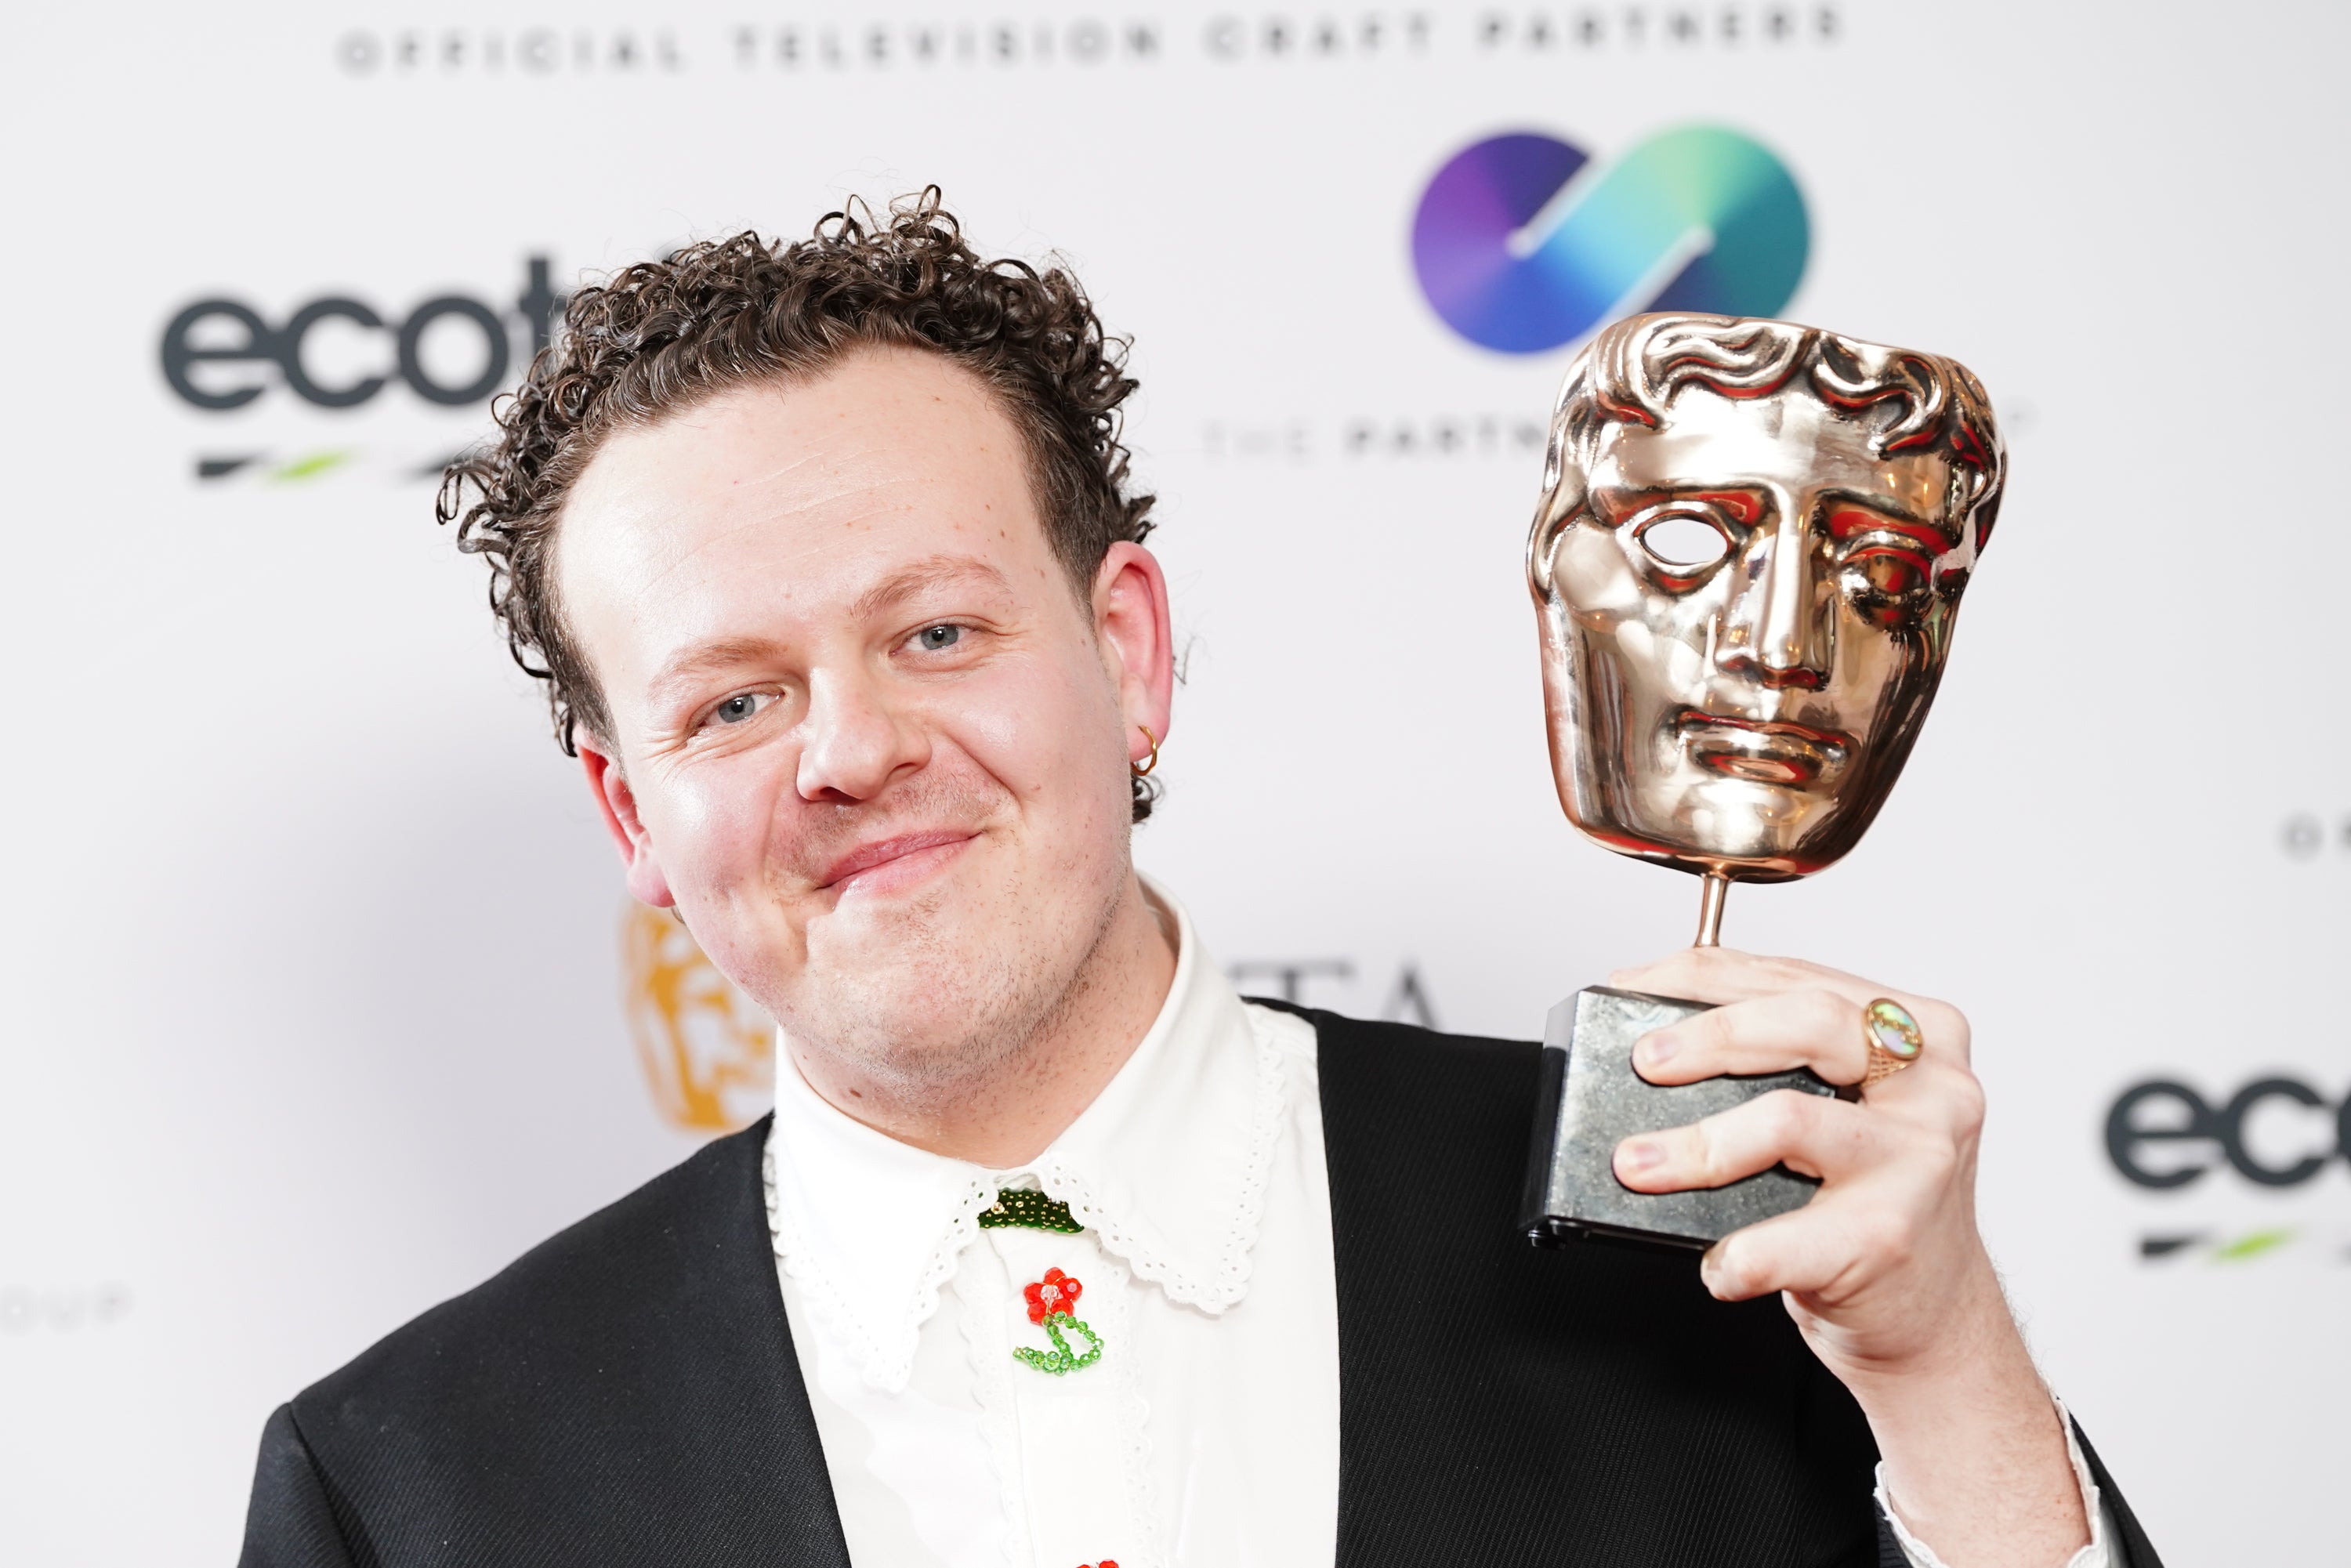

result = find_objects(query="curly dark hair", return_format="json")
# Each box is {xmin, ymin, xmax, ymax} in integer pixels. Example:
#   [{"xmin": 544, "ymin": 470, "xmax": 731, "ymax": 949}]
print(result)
[{"xmin": 437, "ymin": 189, "xmax": 1161, "ymax": 819}]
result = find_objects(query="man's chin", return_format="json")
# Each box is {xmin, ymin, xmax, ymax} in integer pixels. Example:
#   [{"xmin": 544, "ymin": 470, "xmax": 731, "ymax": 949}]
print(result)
[
  {"xmin": 781, "ymin": 961, "xmax": 1031, "ymax": 1091},
  {"xmin": 800, "ymin": 895, "xmax": 969, "ymax": 973},
  {"xmin": 788, "ymin": 902, "xmax": 1017, "ymax": 1034}
]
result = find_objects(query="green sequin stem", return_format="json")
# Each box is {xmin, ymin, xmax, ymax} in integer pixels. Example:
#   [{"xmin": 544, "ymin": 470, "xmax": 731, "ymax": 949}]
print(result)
[
  {"xmin": 978, "ymin": 1188, "xmax": 1085, "ymax": 1233},
  {"xmin": 1012, "ymin": 1313, "xmax": 1104, "ymax": 1376}
]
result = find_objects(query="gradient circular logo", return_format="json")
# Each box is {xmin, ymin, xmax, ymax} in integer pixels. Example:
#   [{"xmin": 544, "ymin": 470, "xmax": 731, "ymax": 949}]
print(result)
[{"xmin": 1411, "ymin": 126, "xmax": 1808, "ymax": 353}]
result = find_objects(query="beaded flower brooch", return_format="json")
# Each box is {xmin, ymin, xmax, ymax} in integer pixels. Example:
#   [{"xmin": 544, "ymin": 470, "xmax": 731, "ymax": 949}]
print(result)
[
  {"xmin": 1015, "ymin": 1267, "xmax": 1103, "ymax": 1375},
  {"xmin": 980, "ymin": 1188, "xmax": 1105, "ymax": 1376}
]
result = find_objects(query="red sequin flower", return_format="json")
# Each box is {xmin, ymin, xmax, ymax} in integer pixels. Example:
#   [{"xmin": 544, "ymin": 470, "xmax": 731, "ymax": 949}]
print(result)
[{"xmin": 1024, "ymin": 1267, "xmax": 1083, "ymax": 1324}]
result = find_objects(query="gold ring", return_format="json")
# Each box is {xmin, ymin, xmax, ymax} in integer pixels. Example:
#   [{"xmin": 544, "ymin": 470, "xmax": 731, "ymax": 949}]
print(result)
[{"xmin": 1861, "ymin": 998, "xmax": 1925, "ymax": 1089}]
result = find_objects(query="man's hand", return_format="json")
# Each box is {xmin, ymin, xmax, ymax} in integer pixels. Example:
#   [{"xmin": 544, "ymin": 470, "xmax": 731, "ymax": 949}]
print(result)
[{"xmin": 1607, "ymin": 946, "xmax": 2094, "ymax": 1568}]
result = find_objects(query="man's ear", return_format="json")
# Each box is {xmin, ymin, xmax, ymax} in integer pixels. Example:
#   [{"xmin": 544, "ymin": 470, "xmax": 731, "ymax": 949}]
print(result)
[
  {"xmin": 580, "ymin": 737, "xmax": 676, "ymax": 908},
  {"xmin": 1093, "ymin": 541, "xmax": 1176, "ymax": 766}
]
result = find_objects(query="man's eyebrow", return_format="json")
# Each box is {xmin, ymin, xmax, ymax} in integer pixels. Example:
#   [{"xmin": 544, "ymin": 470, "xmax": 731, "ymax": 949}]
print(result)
[
  {"xmin": 849, "ymin": 555, "xmax": 1014, "ymax": 621},
  {"xmin": 646, "ymin": 636, "xmax": 792, "ymax": 705},
  {"xmin": 643, "ymin": 557, "xmax": 1017, "ymax": 707}
]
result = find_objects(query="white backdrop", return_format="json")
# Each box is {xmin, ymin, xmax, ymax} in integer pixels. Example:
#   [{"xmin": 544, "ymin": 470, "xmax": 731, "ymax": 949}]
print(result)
[{"xmin": 3, "ymin": 2, "xmax": 2345, "ymax": 1562}]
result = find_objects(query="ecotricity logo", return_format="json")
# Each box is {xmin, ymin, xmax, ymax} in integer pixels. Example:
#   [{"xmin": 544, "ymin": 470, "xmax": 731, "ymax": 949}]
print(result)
[
  {"xmin": 2106, "ymin": 1074, "xmax": 2351, "ymax": 1265},
  {"xmin": 1410, "ymin": 126, "xmax": 1807, "ymax": 354},
  {"xmin": 158, "ymin": 256, "xmax": 563, "ymax": 483}
]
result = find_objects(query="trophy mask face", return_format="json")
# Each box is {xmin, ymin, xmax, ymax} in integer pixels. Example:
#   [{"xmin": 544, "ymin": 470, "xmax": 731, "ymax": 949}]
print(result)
[{"xmin": 1527, "ymin": 314, "xmax": 2004, "ymax": 882}]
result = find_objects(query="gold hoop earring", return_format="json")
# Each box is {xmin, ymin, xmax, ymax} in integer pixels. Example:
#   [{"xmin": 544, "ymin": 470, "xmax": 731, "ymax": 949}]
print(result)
[{"xmin": 1131, "ymin": 724, "xmax": 1159, "ymax": 778}]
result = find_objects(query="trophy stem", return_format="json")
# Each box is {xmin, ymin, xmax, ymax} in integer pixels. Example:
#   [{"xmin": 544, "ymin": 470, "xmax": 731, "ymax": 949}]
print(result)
[{"xmin": 1694, "ymin": 871, "xmax": 1729, "ymax": 948}]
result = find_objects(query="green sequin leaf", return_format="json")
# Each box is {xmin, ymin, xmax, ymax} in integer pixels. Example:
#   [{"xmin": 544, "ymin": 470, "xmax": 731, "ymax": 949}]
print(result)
[{"xmin": 978, "ymin": 1187, "xmax": 1085, "ymax": 1233}]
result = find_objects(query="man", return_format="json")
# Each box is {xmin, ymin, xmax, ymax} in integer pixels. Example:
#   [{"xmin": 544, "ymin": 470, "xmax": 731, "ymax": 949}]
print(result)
[{"xmin": 240, "ymin": 194, "xmax": 2159, "ymax": 1567}]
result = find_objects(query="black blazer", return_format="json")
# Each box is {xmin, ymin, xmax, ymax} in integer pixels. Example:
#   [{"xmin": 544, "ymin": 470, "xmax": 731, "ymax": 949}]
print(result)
[{"xmin": 241, "ymin": 1008, "xmax": 2160, "ymax": 1567}]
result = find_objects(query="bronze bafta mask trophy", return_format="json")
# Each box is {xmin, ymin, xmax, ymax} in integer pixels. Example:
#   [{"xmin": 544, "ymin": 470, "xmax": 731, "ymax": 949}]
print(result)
[{"xmin": 1519, "ymin": 313, "xmax": 2005, "ymax": 1249}]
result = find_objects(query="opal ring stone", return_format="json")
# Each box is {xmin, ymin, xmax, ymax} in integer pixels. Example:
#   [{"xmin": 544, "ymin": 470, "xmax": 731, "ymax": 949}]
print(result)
[{"xmin": 1861, "ymin": 998, "xmax": 1925, "ymax": 1089}]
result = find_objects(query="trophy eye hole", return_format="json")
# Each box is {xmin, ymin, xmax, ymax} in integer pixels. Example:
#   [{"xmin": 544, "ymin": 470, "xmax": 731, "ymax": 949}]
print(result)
[
  {"xmin": 1846, "ymin": 548, "xmax": 1930, "ymax": 599},
  {"xmin": 1635, "ymin": 513, "xmax": 1732, "ymax": 570}
]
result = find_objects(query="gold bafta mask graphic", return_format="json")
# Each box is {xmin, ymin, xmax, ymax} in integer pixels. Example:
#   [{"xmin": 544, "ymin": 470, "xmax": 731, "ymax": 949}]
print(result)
[
  {"xmin": 1527, "ymin": 313, "xmax": 2005, "ymax": 905},
  {"xmin": 620, "ymin": 903, "xmax": 774, "ymax": 1135}
]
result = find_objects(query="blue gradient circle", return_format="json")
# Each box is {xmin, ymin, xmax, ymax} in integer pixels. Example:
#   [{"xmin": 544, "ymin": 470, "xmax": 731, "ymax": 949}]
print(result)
[{"xmin": 1412, "ymin": 127, "xmax": 1809, "ymax": 353}]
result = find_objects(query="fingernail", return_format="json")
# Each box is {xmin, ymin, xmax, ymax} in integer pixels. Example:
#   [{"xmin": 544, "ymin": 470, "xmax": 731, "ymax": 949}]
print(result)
[
  {"xmin": 1639, "ymin": 1030, "xmax": 1680, "ymax": 1068},
  {"xmin": 1617, "ymin": 1139, "xmax": 1665, "ymax": 1174}
]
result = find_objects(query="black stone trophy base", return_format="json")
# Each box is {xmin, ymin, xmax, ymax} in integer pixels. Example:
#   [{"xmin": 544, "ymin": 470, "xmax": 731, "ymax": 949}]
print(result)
[{"xmin": 1520, "ymin": 986, "xmax": 1840, "ymax": 1251}]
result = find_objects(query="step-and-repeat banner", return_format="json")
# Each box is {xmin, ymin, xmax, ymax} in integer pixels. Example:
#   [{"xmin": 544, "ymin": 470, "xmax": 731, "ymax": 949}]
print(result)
[{"xmin": 4, "ymin": 3, "xmax": 2342, "ymax": 1560}]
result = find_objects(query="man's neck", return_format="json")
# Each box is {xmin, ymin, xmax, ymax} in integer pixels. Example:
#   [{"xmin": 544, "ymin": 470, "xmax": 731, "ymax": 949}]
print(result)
[{"xmin": 786, "ymin": 876, "xmax": 1180, "ymax": 1168}]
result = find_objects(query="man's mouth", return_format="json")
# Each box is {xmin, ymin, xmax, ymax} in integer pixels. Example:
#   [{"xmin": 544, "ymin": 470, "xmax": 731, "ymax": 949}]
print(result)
[
  {"xmin": 1672, "ymin": 711, "xmax": 1854, "ymax": 786},
  {"xmin": 816, "ymin": 830, "xmax": 980, "ymax": 896}
]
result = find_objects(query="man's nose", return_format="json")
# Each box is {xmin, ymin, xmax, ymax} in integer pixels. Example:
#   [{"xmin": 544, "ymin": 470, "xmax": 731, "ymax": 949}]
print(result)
[
  {"xmin": 795, "ymin": 669, "xmax": 929, "ymax": 802},
  {"xmin": 1716, "ymin": 520, "xmax": 1829, "ymax": 691}
]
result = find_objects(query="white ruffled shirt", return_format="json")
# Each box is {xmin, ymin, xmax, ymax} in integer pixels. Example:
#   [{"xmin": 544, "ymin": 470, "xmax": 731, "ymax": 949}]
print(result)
[{"xmin": 763, "ymin": 886, "xmax": 2114, "ymax": 1568}]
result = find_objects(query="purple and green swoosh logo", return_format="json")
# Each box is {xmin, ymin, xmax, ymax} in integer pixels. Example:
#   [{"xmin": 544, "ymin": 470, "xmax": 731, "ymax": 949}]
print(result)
[{"xmin": 1411, "ymin": 126, "xmax": 1809, "ymax": 354}]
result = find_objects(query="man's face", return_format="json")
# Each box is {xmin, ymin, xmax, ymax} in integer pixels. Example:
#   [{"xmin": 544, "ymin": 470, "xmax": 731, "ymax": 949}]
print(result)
[
  {"xmin": 1535, "ymin": 387, "xmax": 1969, "ymax": 878},
  {"xmin": 556, "ymin": 346, "xmax": 1168, "ymax": 1088}
]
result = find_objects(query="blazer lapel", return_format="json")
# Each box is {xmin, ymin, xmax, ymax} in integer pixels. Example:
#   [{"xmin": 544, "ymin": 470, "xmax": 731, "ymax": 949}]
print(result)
[
  {"xmin": 672, "ymin": 1116, "xmax": 856, "ymax": 1566},
  {"xmin": 1312, "ymin": 1006, "xmax": 1537, "ymax": 1566},
  {"xmin": 274, "ymin": 1115, "xmax": 857, "ymax": 1566}
]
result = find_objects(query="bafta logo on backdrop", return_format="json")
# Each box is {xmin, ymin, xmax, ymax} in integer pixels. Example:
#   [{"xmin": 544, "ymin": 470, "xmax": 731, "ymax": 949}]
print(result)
[{"xmin": 619, "ymin": 904, "xmax": 773, "ymax": 1135}]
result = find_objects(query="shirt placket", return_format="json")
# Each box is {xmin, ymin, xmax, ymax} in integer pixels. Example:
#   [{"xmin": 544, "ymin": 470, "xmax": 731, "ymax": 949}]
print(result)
[{"xmin": 962, "ymin": 1222, "xmax": 1149, "ymax": 1568}]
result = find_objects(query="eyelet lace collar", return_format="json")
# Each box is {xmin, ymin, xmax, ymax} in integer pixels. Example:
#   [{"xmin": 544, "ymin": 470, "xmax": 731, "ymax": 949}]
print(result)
[{"xmin": 763, "ymin": 880, "xmax": 1291, "ymax": 1391}]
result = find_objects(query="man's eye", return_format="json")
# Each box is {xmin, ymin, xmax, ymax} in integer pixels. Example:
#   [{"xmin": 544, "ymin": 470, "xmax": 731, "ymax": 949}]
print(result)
[
  {"xmin": 710, "ymin": 691, "xmax": 771, "ymax": 726},
  {"xmin": 912, "ymin": 624, "xmax": 962, "ymax": 652}
]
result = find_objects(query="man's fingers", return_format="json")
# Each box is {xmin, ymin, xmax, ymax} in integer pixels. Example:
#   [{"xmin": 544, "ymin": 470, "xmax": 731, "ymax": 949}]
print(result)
[
  {"xmin": 1608, "ymin": 944, "xmax": 1796, "ymax": 1005},
  {"xmin": 1631, "ymin": 987, "xmax": 1868, "ymax": 1085},
  {"xmin": 1697, "ymin": 1193, "xmax": 1897, "ymax": 1303},
  {"xmin": 1608, "ymin": 947, "xmax": 1973, "ymax": 1070},
  {"xmin": 1613, "ymin": 1089, "xmax": 1881, "ymax": 1193}
]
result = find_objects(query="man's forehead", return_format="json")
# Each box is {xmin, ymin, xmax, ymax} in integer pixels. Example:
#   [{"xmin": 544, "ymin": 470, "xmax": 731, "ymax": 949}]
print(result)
[
  {"xmin": 552, "ymin": 350, "xmax": 1056, "ymax": 683},
  {"xmin": 1591, "ymin": 390, "xmax": 1957, "ymax": 529},
  {"xmin": 569, "ymin": 354, "xmax": 1027, "ymax": 548}
]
